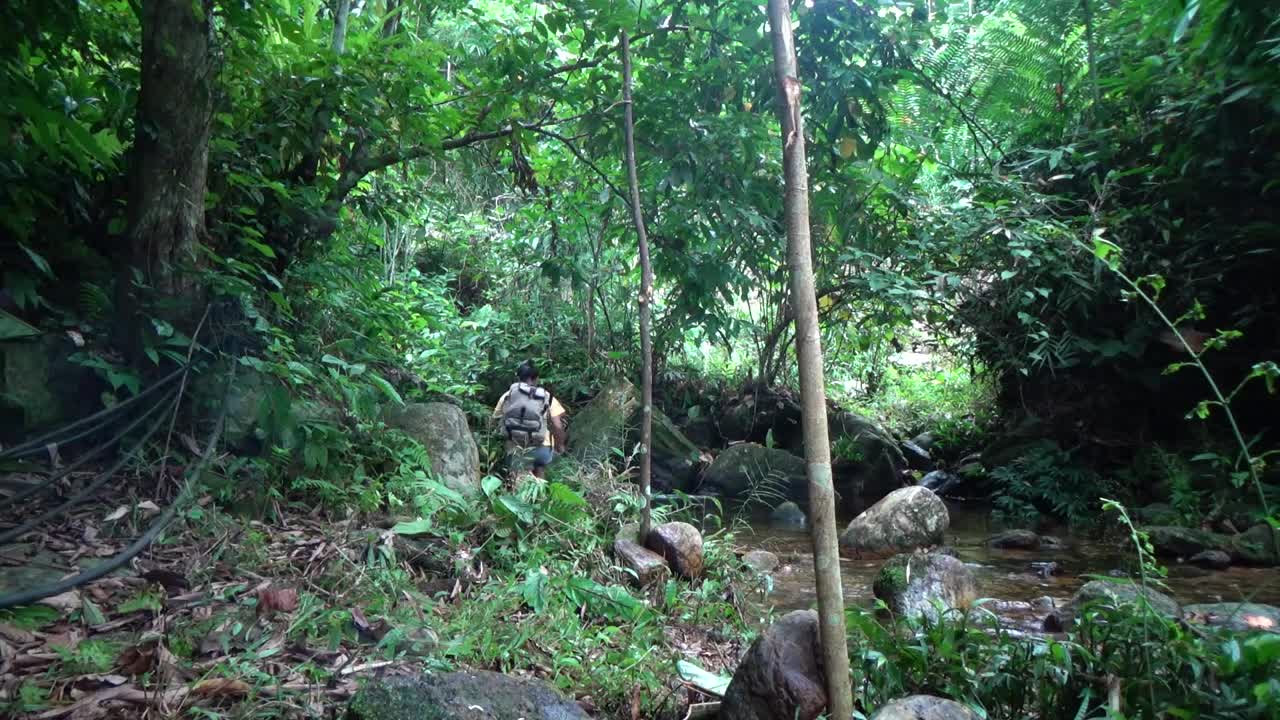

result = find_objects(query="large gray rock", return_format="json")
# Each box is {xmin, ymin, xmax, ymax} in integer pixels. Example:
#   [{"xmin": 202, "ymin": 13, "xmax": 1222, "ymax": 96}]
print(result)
[
  {"xmin": 1066, "ymin": 580, "xmax": 1181, "ymax": 623},
  {"xmin": 629, "ymin": 406, "xmax": 703, "ymax": 492},
  {"xmin": 720, "ymin": 610, "xmax": 826, "ymax": 720},
  {"xmin": 742, "ymin": 550, "xmax": 780, "ymax": 574},
  {"xmin": 872, "ymin": 552, "xmax": 977, "ymax": 621},
  {"xmin": 841, "ymin": 487, "xmax": 949, "ymax": 554},
  {"xmin": 870, "ymin": 696, "xmax": 979, "ymax": 720},
  {"xmin": 1, "ymin": 335, "xmax": 99, "ymax": 432},
  {"xmin": 702, "ymin": 443, "xmax": 807, "ymax": 503},
  {"xmin": 769, "ymin": 501, "xmax": 807, "ymax": 530},
  {"xmin": 569, "ymin": 377, "xmax": 639, "ymax": 465},
  {"xmin": 613, "ymin": 539, "xmax": 669, "ymax": 587},
  {"xmin": 385, "ymin": 402, "xmax": 480, "ymax": 496},
  {"xmin": 1184, "ymin": 602, "xmax": 1280, "ymax": 633},
  {"xmin": 1144, "ymin": 525, "xmax": 1278, "ymax": 566},
  {"xmin": 645, "ymin": 521, "xmax": 704, "ymax": 580},
  {"xmin": 828, "ymin": 411, "xmax": 907, "ymax": 502},
  {"xmin": 346, "ymin": 671, "xmax": 588, "ymax": 720},
  {"xmin": 987, "ymin": 530, "xmax": 1040, "ymax": 550}
]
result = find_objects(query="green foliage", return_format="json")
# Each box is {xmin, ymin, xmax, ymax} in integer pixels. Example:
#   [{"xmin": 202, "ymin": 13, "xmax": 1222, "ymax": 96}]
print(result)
[
  {"xmin": 848, "ymin": 599, "xmax": 1280, "ymax": 719},
  {"xmin": 991, "ymin": 442, "xmax": 1118, "ymax": 528}
]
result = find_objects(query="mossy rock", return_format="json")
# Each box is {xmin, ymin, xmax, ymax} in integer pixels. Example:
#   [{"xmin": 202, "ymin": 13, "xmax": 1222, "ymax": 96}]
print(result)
[
  {"xmin": 702, "ymin": 442, "xmax": 806, "ymax": 503},
  {"xmin": 1069, "ymin": 580, "xmax": 1181, "ymax": 622},
  {"xmin": 347, "ymin": 671, "xmax": 588, "ymax": 720},
  {"xmin": 569, "ymin": 377, "xmax": 639, "ymax": 465},
  {"xmin": 872, "ymin": 552, "xmax": 976, "ymax": 621}
]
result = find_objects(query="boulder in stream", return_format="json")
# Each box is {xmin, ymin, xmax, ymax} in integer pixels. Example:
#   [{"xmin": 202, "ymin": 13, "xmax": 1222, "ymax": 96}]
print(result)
[
  {"xmin": 645, "ymin": 521, "xmax": 704, "ymax": 580},
  {"xmin": 702, "ymin": 443, "xmax": 807, "ymax": 504},
  {"xmin": 613, "ymin": 539, "xmax": 669, "ymax": 587},
  {"xmin": 872, "ymin": 552, "xmax": 977, "ymax": 621},
  {"xmin": 742, "ymin": 550, "xmax": 780, "ymax": 574},
  {"xmin": 346, "ymin": 671, "xmax": 588, "ymax": 720},
  {"xmin": 720, "ymin": 610, "xmax": 826, "ymax": 720},
  {"xmin": 919, "ymin": 470, "xmax": 963, "ymax": 497},
  {"xmin": 1144, "ymin": 524, "xmax": 1278, "ymax": 566},
  {"xmin": 384, "ymin": 402, "xmax": 480, "ymax": 496},
  {"xmin": 1184, "ymin": 602, "xmax": 1280, "ymax": 633},
  {"xmin": 769, "ymin": 501, "xmax": 807, "ymax": 530},
  {"xmin": 986, "ymin": 529, "xmax": 1040, "ymax": 550},
  {"xmin": 1062, "ymin": 579, "xmax": 1181, "ymax": 625},
  {"xmin": 1188, "ymin": 549, "xmax": 1231, "ymax": 570},
  {"xmin": 870, "ymin": 695, "xmax": 979, "ymax": 720},
  {"xmin": 840, "ymin": 486, "xmax": 949, "ymax": 554},
  {"xmin": 900, "ymin": 440, "xmax": 934, "ymax": 472},
  {"xmin": 828, "ymin": 411, "xmax": 907, "ymax": 503}
]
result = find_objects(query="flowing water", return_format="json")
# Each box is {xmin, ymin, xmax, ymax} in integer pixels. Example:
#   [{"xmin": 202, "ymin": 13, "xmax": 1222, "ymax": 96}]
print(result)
[{"xmin": 734, "ymin": 502, "xmax": 1280, "ymax": 623}]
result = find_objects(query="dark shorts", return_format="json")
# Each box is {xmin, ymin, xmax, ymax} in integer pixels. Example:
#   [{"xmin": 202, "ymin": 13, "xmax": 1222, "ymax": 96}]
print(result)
[{"xmin": 506, "ymin": 445, "xmax": 555, "ymax": 472}]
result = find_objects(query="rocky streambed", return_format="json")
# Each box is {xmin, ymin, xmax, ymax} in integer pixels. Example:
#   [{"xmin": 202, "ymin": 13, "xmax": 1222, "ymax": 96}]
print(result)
[{"xmin": 732, "ymin": 501, "xmax": 1280, "ymax": 632}]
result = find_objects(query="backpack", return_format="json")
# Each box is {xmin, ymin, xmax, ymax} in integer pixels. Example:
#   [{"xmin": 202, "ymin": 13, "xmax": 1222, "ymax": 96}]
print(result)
[{"xmin": 500, "ymin": 382, "xmax": 551, "ymax": 447}]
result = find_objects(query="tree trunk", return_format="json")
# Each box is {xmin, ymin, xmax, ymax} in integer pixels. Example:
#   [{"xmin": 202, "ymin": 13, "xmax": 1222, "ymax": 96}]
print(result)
[
  {"xmin": 620, "ymin": 31, "xmax": 654, "ymax": 540},
  {"xmin": 332, "ymin": 0, "xmax": 352, "ymax": 54},
  {"xmin": 127, "ymin": 0, "xmax": 216, "ymax": 311},
  {"xmin": 766, "ymin": 2, "xmax": 854, "ymax": 718}
]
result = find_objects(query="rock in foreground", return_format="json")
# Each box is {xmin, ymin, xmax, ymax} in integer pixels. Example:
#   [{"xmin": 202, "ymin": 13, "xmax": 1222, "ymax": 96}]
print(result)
[
  {"xmin": 613, "ymin": 539, "xmax": 669, "ymax": 586},
  {"xmin": 645, "ymin": 522, "xmax": 704, "ymax": 580},
  {"xmin": 841, "ymin": 486, "xmax": 949, "ymax": 554},
  {"xmin": 702, "ymin": 443, "xmax": 807, "ymax": 503},
  {"xmin": 384, "ymin": 402, "xmax": 480, "ymax": 496},
  {"xmin": 347, "ymin": 671, "xmax": 588, "ymax": 720},
  {"xmin": 870, "ymin": 695, "xmax": 979, "ymax": 720},
  {"xmin": 1065, "ymin": 580, "xmax": 1181, "ymax": 624},
  {"xmin": 720, "ymin": 610, "xmax": 826, "ymax": 720},
  {"xmin": 742, "ymin": 550, "xmax": 780, "ymax": 574},
  {"xmin": 1184, "ymin": 602, "xmax": 1280, "ymax": 633},
  {"xmin": 873, "ymin": 552, "xmax": 976, "ymax": 621}
]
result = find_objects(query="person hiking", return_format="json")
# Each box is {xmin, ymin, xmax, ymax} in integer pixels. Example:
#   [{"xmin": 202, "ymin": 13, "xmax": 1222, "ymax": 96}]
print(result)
[{"xmin": 492, "ymin": 361, "xmax": 567, "ymax": 478}]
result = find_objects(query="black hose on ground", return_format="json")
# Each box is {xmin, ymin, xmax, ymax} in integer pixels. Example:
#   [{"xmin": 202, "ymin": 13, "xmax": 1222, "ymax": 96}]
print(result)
[
  {"xmin": 0, "ymin": 389, "xmax": 181, "ymax": 514},
  {"xmin": 0, "ymin": 390, "xmax": 179, "ymax": 546},
  {"xmin": 0, "ymin": 366, "xmax": 185, "ymax": 460},
  {"xmin": 0, "ymin": 363, "xmax": 232, "ymax": 610}
]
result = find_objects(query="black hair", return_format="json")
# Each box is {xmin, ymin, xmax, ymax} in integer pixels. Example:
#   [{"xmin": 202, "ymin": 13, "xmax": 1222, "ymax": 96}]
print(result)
[{"xmin": 516, "ymin": 360, "xmax": 539, "ymax": 382}]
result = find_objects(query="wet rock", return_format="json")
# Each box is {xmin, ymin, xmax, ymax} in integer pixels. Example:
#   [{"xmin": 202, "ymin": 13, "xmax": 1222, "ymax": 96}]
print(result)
[
  {"xmin": 901, "ymin": 440, "xmax": 934, "ymax": 472},
  {"xmin": 919, "ymin": 470, "xmax": 963, "ymax": 497},
  {"xmin": 628, "ymin": 405, "xmax": 703, "ymax": 492},
  {"xmin": 645, "ymin": 522, "xmax": 704, "ymax": 580},
  {"xmin": 870, "ymin": 696, "xmax": 978, "ymax": 720},
  {"xmin": 346, "ymin": 671, "xmax": 588, "ymax": 720},
  {"xmin": 614, "ymin": 539, "xmax": 669, "ymax": 587},
  {"xmin": 384, "ymin": 402, "xmax": 480, "ymax": 496},
  {"xmin": 910, "ymin": 432, "xmax": 935, "ymax": 451},
  {"xmin": 721, "ymin": 610, "xmax": 826, "ymax": 720},
  {"xmin": 769, "ymin": 501, "xmax": 807, "ymax": 530},
  {"xmin": 840, "ymin": 486, "xmax": 949, "ymax": 554},
  {"xmin": 742, "ymin": 550, "xmax": 780, "ymax": 574},
  {"xmin": 987, "ymin": 530, "xmax": 1040, "ymax": 550},
  {"xmin": 1066, "ymin": 580, "xmax": 1181, "ymax": 623},
  {"xmin": 569, "ymin": 377, "xmax": 639, "ymax": 465},
  {"xmin": 1031, "ymin": 561, "xmax": 1060, "ymax": 578},
  {"xmin": 1184, "ymin": 602, "xmax": 1280, "ymax": 634},
  {"xmin": 1188, "ymin": 549, "xmax": 1231, "ymax": 570},
  {"xmin": 873, "ymin": 552, "xmax": 977, "ymax": 621},
  {"xmin": 703, "ymin": 443, "xmax": 807, "ymax": 503},
  {"xmin": 1031, "ymin": 596, "xmax": 1057, "ymax": 611},
  {"xmin": 1231, "ymin": 524, "xmax": 1280, "ymax": 566},
  {"xmin": 1040, "ymin": 535, "xmax": 1067, "ymax": 550},
  {"xmin": 828, "ymin": 411, "xmax": 907, "ymax": 503},
  {"xmin": 1143, "ymin": 525, "xmax": 1225, "ymax": 558},
  {"xmin": 718, "ymin": 390, "xmax": 803, "ymax": 445}
]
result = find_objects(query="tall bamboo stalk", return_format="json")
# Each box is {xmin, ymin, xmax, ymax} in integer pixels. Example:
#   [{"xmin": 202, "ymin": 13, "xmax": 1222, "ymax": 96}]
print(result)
[
  {"xmin": 766, "ymin": 1, "xmax": 854, "ymax": 717},
  {"xmin": 620, "ymin": 31, "xmax": 654, "ymax": 539}
]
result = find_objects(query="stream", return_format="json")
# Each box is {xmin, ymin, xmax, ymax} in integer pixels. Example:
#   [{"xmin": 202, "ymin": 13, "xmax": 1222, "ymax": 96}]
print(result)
[{"xmin": 735, "ymin": 502, "xmax": 1280, "ymax": 625}]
